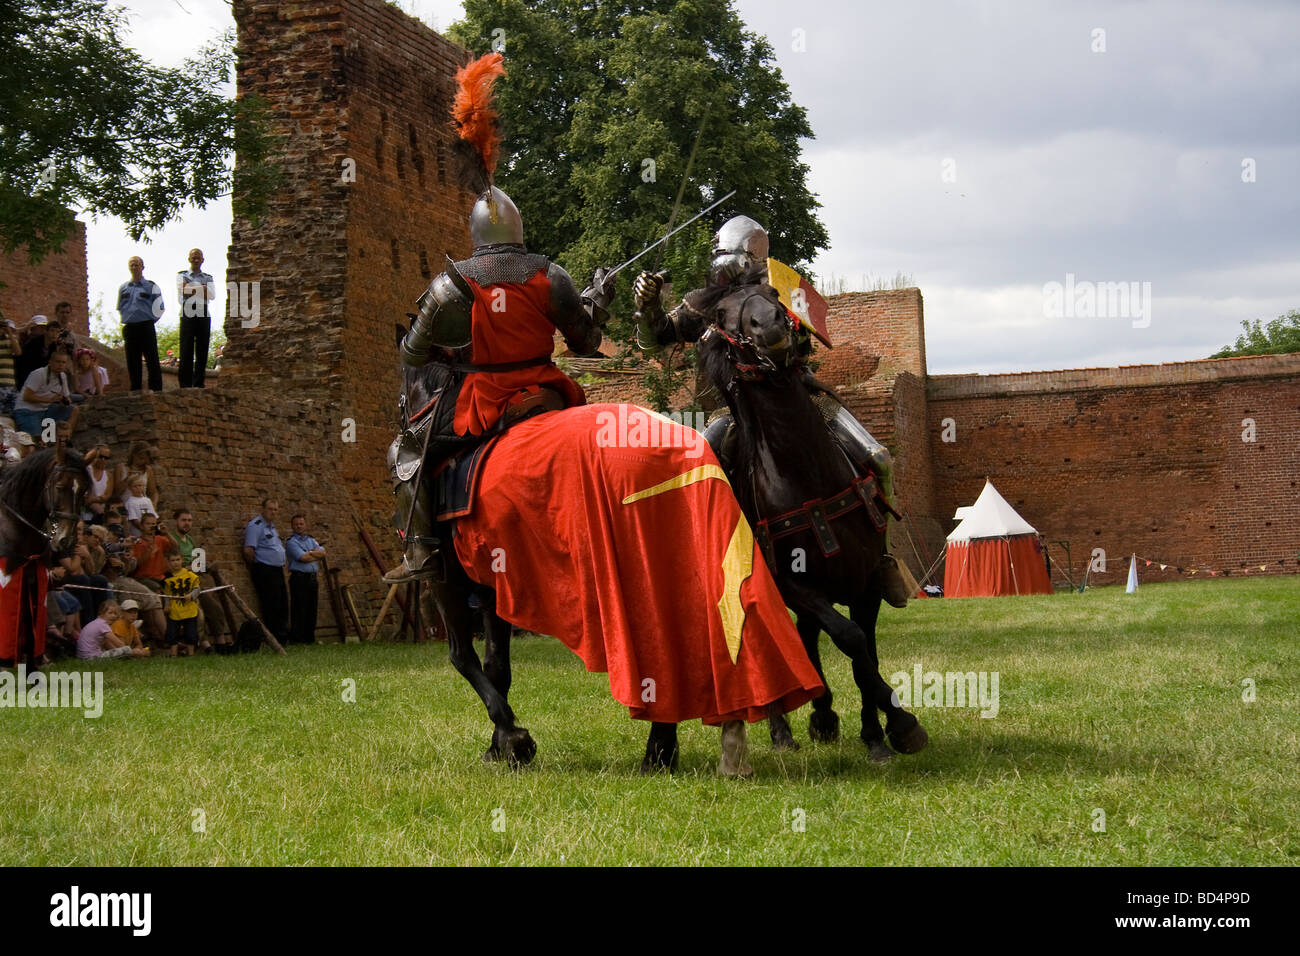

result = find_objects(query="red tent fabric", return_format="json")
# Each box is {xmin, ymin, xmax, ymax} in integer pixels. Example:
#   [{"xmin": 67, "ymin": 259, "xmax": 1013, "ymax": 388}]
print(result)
[
  {"xmin": 943, "ymin": 535, "xmax": 1052, "ymax": 597},
  {"xmin": 943, "ymin": 480, "xmax": 1053, "ymax": 598}
]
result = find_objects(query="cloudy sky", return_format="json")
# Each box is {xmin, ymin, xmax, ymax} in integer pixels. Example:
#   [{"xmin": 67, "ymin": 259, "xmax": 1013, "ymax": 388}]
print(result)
[{"xmin": 85, "ymin": 0, "xmax": 1299, "ymax": 374}]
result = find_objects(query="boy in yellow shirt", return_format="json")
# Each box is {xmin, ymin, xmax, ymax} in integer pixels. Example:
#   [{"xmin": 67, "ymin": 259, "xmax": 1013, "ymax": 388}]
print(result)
[{"xmin": 162, "ymin": 552, "xmax": 201, "ymax": 656}]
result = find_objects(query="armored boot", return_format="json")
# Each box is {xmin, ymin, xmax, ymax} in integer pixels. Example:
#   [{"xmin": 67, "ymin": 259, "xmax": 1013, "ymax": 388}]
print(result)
[
  {"xmin": 383, "ymin": 438, "xmax": 442, "ymax": 584},
  {"xmin": 810, "ymin": 390, "xmax": 913, "ymax": 608},
  {"xmin": 701, "ymin": 409, "xmax": 737, "ymax": 472},
  {"xmin": 383, "ymin": 480, "xmax": 441, "ymax": 583}
]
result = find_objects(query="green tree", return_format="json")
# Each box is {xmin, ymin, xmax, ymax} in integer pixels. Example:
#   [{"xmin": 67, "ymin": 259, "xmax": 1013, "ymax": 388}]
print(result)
[
  {"xmin": 0, "ymin": 0, "xmax": 276, "ymax": 262},
  {"xmin": 155, "ymin": 324, "xmax": 226, "ymax": 370},
  {"xmin": 1210, "ymin": 309, "xmax": 1300, "ymax": 358},
  {"xmin": 448, "ymin": 0, "xmax": 829, "ymax": 338}
]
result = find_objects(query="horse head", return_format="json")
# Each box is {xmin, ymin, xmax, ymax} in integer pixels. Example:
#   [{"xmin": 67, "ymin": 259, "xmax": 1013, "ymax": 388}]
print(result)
[
  {"xmin": 699, "ymin": 283, "xmax": 798, "ymax": 398},
  {"xmin": 0, "ymin": 442, "xmax": 86, "ymax": 562}
]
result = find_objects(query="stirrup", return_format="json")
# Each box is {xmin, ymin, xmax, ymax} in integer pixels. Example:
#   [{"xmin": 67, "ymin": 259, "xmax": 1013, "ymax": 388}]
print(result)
[
  {"xmin": 880, "ymin": 554, "xmax": 913, "ymax": 609},
  {"xmin": 382, "ymin": 539, "xmax": 441, "ymax": 585}
]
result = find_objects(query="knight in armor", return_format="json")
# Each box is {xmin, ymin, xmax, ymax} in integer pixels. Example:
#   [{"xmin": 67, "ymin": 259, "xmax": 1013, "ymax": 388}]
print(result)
[
  {"xmin": 384, "ymin": 52, "xmax": 609, "ymax": 584},
  {"xmin": 631, "ymin": 215, "xmax": 913, "ymax": 608}
]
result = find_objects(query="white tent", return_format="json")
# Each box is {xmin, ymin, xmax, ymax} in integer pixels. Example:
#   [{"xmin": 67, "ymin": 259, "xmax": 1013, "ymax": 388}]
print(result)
[{"xmin": 944, "ymin": 479, "xmax": 1052, "ymax": 597}]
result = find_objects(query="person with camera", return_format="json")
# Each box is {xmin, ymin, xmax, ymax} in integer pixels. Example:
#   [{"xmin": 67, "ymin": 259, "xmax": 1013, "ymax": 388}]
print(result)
[
  {"xmin": 12, "ymin": 348, "xmax": 79, "ymax": 440},
  {"xmin": 101, "ymin": 524, "xmax": 167, "ymax": 645}
]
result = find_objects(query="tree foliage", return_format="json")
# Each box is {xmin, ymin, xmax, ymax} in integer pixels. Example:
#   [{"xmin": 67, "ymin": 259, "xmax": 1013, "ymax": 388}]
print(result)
[
  {"xmin": 448, "ymin": 0, "xmax": 829, "ymax": 333},
  {"xmin": 0, "ymin": 0, "xmax": 277, "ymax": 262},
  {"xmin": 1210, "ymin": 309, "xmax": 1300, "ymax": 358}
]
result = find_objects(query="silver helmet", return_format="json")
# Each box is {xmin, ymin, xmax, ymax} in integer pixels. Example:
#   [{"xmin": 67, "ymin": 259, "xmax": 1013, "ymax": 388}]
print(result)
[
  {"xmin": 709, "ymin": 215, "xmax": 769, "ymax": 284},
  {"xmin": 469, "ymin": 186, "xmax": 524, "ymax": 249}
]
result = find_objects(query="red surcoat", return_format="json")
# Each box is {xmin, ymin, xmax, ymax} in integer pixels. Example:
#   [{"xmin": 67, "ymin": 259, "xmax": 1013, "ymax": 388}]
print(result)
[{"xmin": 452, "ymin": 270, "xmax": 587, "ymax": 436}]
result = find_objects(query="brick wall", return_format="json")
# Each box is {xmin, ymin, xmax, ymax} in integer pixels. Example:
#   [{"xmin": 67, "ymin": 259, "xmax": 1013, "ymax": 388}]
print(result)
[
  {"xmin": 927, "ymin": 353, "xmax": 1300, "ymax": 582},
  {"xmin": 0, "ymin": 221, "xmax": 90, "ymax": 336},
  {"xmin": 820, "ymin": 288, "xmax": 926, "ymax": 379},
  {"xmin": 221, "ymin": 0, "xmax": 473, "ymax": 602},
  {"xmin": 75, "ymin": 390, "xmax": 374, "ymax": 633},
  {"xmin": 336, "ymin": 0, "xmax": 476, "ymax": 544}
]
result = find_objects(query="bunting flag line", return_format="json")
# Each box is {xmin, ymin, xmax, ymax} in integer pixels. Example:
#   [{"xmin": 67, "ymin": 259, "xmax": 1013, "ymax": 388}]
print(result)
[{"xmin": 1083, "ymin": 552, "xmax": 1292, "ymax": 579}]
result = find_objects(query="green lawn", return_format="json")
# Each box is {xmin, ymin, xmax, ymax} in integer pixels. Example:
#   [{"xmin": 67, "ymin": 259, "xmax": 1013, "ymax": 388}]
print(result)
[{"xmin": 3, "ymin": 577, "xmax": 1297, "ymax": 865}]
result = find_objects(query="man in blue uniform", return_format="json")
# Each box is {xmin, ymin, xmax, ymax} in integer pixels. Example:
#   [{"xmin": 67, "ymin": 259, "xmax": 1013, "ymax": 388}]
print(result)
[
  {"xmin": 117, "ymin": 256, "xmax": 165, "ymax": 393},
  {"xmin": 285, "ymin": 513, "xmax": 325, "ymax": 645},
  {"xmin": 242, "ymin": 498, "xmax": 288, "ymax": 644}
]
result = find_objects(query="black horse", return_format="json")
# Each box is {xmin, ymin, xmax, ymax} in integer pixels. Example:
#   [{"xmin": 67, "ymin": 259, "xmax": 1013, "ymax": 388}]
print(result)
[
  {"xmin": 698, "ymin": 283, "xmax": 928, "ymax": 760},
  {"xmin": 0, "ymin": 441, "xmax": 86, "ymax": 668},
  {"xmin": 398, "ymin": 360, "xmax": 758, "ymax": 774}
]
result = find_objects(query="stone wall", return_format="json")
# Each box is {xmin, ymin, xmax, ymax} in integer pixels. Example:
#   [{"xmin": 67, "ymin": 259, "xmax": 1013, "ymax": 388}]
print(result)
[
  {"xmin": 74, "ymin": 389, "xmax": 369, "ymax": 635},
  {"xmin": 0, "ymin": 221, "xmax": 89, "ymax": 336},
  {"xmin": 927, "ymin": 354, "xmax": 1300, "ymax": 582}
]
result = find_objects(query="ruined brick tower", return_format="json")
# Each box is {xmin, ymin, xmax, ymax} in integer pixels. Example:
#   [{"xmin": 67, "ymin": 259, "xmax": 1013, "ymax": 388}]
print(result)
[{"xmin": 226, "ymin": 0, "xmax": 474, "ymax": 555}]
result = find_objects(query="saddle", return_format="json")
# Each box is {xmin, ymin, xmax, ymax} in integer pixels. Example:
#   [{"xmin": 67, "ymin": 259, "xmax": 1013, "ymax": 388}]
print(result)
[{"xmin": 416, "ymin": 386, "xmax": 566, "ymax": 523}]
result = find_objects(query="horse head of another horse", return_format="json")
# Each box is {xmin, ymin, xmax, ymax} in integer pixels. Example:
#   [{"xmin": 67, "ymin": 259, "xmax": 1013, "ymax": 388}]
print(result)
[
  {"xmin": 699, "ymin": 283, "xmax": 797, "ymax": 396},
  {"xmin": 0, "ymin": 441, "xmax": 86, "ymax": 561}
]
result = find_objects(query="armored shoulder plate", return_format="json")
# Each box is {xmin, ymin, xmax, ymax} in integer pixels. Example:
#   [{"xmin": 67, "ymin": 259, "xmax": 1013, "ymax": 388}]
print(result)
[{"xmin": 401, "ymin": 257, "xmax": 475, "ymax": 361}]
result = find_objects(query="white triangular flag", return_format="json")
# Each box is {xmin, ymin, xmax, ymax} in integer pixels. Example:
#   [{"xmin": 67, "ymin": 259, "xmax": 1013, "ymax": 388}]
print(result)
[{"xmin": 1126, "ymin": 554, "xmax": 1138, "ymax": 594}]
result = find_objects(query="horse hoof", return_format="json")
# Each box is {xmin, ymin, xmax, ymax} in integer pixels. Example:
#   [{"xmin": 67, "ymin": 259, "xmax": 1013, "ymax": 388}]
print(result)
[
  {"xmin": 482, "ymin": 745, "xmax": 504, "ymax": 764},
  {"xmin": 866, "ymin": 739, "xmax": 895, "ymax": 762},
  {"xmin": 504, "ymin": 728, "xmax": 536, "ymax": 767},
  {"xmin": 808, "ymin": 710, "xmax": 840, "ymax": 743},
  {"xmin": 888, "ymin": 722, "xmax": 929, "ymax": 755},
  {"xmin": 640, "ymin": 746, "xmax": 679, "ymax": 775},
  {"xmin": 769, "ymin": 726, "xmax": 800, "ymax": 751}
]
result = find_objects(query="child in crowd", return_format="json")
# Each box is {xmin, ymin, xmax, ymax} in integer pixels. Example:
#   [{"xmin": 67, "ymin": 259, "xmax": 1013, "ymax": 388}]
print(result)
[
  {"xmin": 77, "ymin": 600, "xmax": 150, "ymax": 660},
  {"xmin": 161, "ymin": 551, "xmax": 201, "ymax": 656},
  {"xmin": 112, "ymin": 599, "xmax": 147, "ymax": 650},
  {"xmin": 73, "ymin": 348, "xmax": 109, "ymax": 399},
  {"xmin": 122, "ymin": 472, "xmax": 157, "ymax": 534}
]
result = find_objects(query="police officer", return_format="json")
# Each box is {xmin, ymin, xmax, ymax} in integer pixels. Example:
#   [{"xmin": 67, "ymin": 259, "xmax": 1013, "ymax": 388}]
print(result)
[
  {"xmin": 242, "ymin": 498, "xmax": 288, "ymax": 643},
  {"xmin": 285, "ymin": 514, "xmax": 325, "ymax": 645},
  {"xmin": 175, "ymin": 248, "xmax": 216, "ymax": 388}
]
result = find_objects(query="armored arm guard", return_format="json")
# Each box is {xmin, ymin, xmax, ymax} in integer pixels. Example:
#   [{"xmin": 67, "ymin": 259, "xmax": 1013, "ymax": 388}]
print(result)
[
  {"xmin": 633, "ymin": 273, "xmax": 710, "ymax": 349},
  {"xmin": 400, "ymin": 256, "xmax": 475, "ymax": 365},
  {"xmin": 548, "ymin": 262, "xmax": 603, "ymax": 356}
]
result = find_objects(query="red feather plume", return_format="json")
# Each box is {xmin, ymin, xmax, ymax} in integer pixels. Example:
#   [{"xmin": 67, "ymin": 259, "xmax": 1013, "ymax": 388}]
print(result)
[{"xmin": 452, "ymin": 52, "xmax": 506, "ymax": 180}]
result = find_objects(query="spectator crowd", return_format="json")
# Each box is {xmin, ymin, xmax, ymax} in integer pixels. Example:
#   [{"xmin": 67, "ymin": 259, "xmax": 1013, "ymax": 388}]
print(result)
[{"xmin": 2, "ymin": 252, "xmax": 328, "ymax": 666}]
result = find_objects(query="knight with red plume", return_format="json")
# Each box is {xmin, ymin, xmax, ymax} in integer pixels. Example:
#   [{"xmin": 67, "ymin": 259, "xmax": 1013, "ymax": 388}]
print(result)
[{"xmin": 384, "ymin": 52, "xmax": 611, "ymax": 584}]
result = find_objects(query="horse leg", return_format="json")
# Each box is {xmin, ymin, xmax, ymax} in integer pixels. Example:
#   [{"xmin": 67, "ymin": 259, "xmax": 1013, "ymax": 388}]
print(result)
[
  {"xmin": 477, "ymin": 600, "xmax": 536, "ymax": 765},
  {"xmin": 795, "ymin": 612, "xmax": 840, "ymax": 743},
  {"xmin": 766, "ymin": 701, "xmax": 798, "ymax": 751},
  {"xmin": 433, "ymin": 574, "xmax": 535, "ymax": 767},
  {"xmin": 641, "ymin": 722, "xmax": 679, "ymax": 774},
  {"xmin": 851, "ymin": 598, "xmax": 928, "ymax": 757},
  {"xmin": 786, "ymin": 583, "xmax": 893, "ymax": 761},
  {"xmin": 718, "ymin": 720, "xmax": 753, "ymax": 778}
]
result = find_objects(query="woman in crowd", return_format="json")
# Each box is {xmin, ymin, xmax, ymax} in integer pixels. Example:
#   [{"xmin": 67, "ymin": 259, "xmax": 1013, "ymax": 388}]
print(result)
[
  {"xmin": 83, "ymin": 444, "xmax": 116, "ymax": 523},
  {"xmin": 116, "ymin": 442, "xmax": 160, "ymax": 507},
  {"xmin": 72, "ymin": 348, "xmax": 109, "ymax": 399}
]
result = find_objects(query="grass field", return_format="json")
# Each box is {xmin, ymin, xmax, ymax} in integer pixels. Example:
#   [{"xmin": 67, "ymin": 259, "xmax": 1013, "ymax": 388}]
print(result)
[{"xmin": 3, "ymin": 577, "xmax": 1297, "ymax": 866}]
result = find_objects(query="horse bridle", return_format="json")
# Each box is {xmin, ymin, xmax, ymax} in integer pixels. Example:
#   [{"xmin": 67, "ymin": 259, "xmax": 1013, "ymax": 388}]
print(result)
[
  {"xmin": 0, "ymin": 460, "xmax": 84, "ymax": 549},
  {"xmin": 703, "ymin": 287, "xmax": 797, "ymax": 384}
]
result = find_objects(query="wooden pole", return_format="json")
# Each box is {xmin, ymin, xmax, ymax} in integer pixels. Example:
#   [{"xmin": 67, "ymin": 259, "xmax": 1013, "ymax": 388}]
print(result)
[
  {"xmin": 319, "ymin": 555, "xmax": 349, "ymax": 642},
  {"xmin": 209, "ymin": 567, "xmax": 286, "ymax": 655},
  {"xmin": 367, "ymin": 583, "xmax": 401, "ymax": 642},
  {"xmin": 351, "ymin": 513, "xmax": 412, "ymax": 621},
  {"xmin": 341, "ymin": 584, "xmax": 365, "ymax": 639}
]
